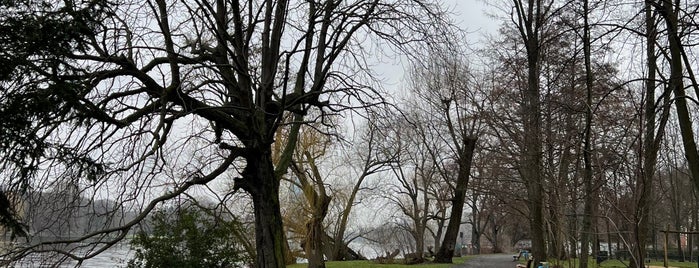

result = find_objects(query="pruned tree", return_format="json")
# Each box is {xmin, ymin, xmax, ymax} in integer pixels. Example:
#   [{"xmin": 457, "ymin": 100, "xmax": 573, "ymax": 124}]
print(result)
[{"xmin": 0, "ymin": 0, "xmax": 455, "ymax": 267}]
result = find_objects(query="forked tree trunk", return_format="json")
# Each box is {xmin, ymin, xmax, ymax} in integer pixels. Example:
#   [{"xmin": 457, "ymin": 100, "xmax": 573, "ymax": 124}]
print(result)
[{"xmin": 434, "ymin": 137, "xmax": 477, "ymax": 263}]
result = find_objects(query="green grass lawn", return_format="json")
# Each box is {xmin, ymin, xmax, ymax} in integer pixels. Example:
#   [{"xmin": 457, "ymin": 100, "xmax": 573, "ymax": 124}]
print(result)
[
  {"xmin": 287, "ymin": 256, "xmax": 472, "ymax": 268},
  {"xmin": 599, "ymin": 259, "xmax": 698, "ymax": 268},
  {"xmin": 531, "ymin": 258, "xmax": 699, "ymax": 268}
]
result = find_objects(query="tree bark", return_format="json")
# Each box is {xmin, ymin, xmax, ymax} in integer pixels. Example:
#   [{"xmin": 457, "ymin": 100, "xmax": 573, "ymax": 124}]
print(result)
[
  {"xmin": 669, "ymin": 170, "xmax": 685, "ymax": 262},
  {"xmin": 243, "ymin": 150, "xmax": 287, "ymax": 268},
  {"xmin": 321, "ymin": 234, "xmax": 365, "ymax": 261},
  {"xmin": 553, "ymin": 114, "xmax": 575, "ymax": 260},
  {"xmin": 432, "ymin": 207, "xmax": 446, "ymax": 253},
  {"xmin": 434, "ymin": 137, "xmax": 477, "ymax": 262}
]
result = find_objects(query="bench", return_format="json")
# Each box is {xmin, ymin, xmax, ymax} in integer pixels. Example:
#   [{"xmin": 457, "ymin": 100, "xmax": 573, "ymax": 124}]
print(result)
[{"xmin": 513, "ymin": 251, "xmax": 523, "ymax": 261}]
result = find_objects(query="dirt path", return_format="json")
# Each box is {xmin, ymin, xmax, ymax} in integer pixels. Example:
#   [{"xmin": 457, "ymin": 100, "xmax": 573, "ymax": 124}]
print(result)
[{"xmin": 453, "ymin": 253, "xmax": 521, "ymax": 268}]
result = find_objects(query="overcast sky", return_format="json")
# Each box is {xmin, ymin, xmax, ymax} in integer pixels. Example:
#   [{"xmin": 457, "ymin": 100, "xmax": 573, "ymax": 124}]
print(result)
[
  {"xmin": 448, "ymin": 0, "xmax": 499, "ymax": 44},
  {"xmin": 372, "ymin": 0, "xmax": 499, "ymax": 99}
]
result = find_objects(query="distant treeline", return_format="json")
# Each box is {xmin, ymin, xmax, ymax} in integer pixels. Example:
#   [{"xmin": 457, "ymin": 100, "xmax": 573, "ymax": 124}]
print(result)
[{"xmin": 11, "ymin": 190, "xmax": 138, "ymax": 239}]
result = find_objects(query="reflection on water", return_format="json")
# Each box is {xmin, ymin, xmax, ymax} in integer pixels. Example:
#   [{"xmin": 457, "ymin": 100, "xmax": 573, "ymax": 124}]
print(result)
[{"xmin": 10, "ymin": 243, "xmax": 132, "ymax": 268}]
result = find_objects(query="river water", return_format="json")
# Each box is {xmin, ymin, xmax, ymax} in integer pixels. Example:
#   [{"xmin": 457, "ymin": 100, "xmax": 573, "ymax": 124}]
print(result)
[{"xmin": 10, "ymin": 243, "xmax": 133, "ymax": 268}]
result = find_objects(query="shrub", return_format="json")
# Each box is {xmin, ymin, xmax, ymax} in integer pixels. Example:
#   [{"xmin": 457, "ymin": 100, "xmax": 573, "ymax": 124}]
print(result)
[{"xmin": 128, "ymin": 206, "xmax": 251, "ymax": 268}]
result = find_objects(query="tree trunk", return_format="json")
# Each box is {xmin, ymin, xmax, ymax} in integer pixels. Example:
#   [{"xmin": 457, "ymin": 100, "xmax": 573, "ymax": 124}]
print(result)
[
  {"xmin": 415, "ymin": 190, "xmax": 430, "ymax": 261},
  {"xmin": 244, "ymin": 150, "xmax": 287, "ymax": 268},
  {"xmin": 252, "ymin": 191, "xmax": 286, "ymax": 268},
  {"xmin": 471, "ymin": 227, "xmax": 480, "ymax": 255},
  {"xmin": 470, "ymin": 196, "xmax": 482, "ymax": 255},
  {"xmin": 520, "ymin": 0, "xmax": 546, "ymax": 263},
  {"xmin": 492, "ymin": 224, "xmax": 500, "ymax": 253},
  {"xmin": 433, "ymin": 210, "xmax": 445, "ymax": 253},
  {"xmin": 306, "ymin": 194, "xmax": 331, "ymax": 268},
  {"xmin": 670, "ymin": 169, "xmax": 685, "ymax": 262},
  {"xmin": 569, "ymin": 174, "xmax": 579, "ymax": 259},
  {"xmin": 544, "ymin": 98, "xmax": 564, "ymax": 260},
  {"xmin": 434, "ymin": 137, "xmax": 478, "ymax": 262},
  {"xmin": 331, "ymin": 170, "xmax": 370, "ymax": 260},
  {"xmin": 692, "ymin": 194, "xmax": 699, "ymax": 261},
  {"xmin": 580, "ymin": 1, "xmax": 594, "ymax": 266},
  {"xmin": 321, "ymin": 234, "xmax": 365, "ymax": 261},
  {"xmin": 663, "ymin": 0, "xmax": 699, "ymax": 194},
  {"xmin": 606, "ymin": 220, "xmax": 613, "ymax": 259},
  {"xmin": 553, "ymin": 114, "xmax": 574, "ymax": 260},
  {"xmin": 331, "ymin": 197, "xmax": 355, "ymax": 260},
  {"xmin": 510, "ymin": 0, "xmax": 548, "ymax": 264},
  {"xmin": 414, "ymin": 222, "xmax": 426, "ymax": 262},
  {"xmin": 290, "ymin": 150, "xmax": 333, "ymax": 268},
  {"xmin": 524, "ymin": 30, "xmax": 547, "ymax": 268},
  {"xmin": 631, "ymin": 1, "xmax": 666, "ymax": 266}
]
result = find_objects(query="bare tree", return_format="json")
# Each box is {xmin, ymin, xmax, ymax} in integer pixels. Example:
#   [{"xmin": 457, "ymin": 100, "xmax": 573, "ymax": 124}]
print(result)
[
  {"xmin": 628, "ymin": 1, "xmax": 671, "ymax": 266},
  {"xmin": 578, "ymin": 0, "xmax": 600, "ymax": 266},
  {"xmin": 0, "ymin": 0, "xmax": 455, "ymax": 267},
  {"xmin": 400, "ymin": 52, "xmax": 481, "ymax": 263},
  {"xmin": 653, "ymin": 0, "xmax": 699, "ymax": 194},
  {"xmin": 328, "ymin": 115, "xmax": 395, "ymax": 261},
  {"xmin": 383, "ymin": 112, "xmax": 436, "ymax": 263},
  {"xmin": 508, "ymin": 0, "xmax": 556, "ymax": 262},
  {"xmin": 285, "ymin": 123, "xmax": 333, "ymax": 268}
]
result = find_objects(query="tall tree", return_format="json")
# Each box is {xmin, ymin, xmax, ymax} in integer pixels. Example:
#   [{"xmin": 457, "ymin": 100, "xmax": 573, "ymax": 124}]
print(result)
[
  {"xmin": 511, "ymin": 0, "xmax": 551, "ymax": 263},
  {"xmin": 654, "ymin": 0, "xmax": 699, "ymax": 193},
  {"xmin": 405, "ymin": 53, "xmax": 481, "ymax": 263},
  {"xmin": 328, "ymin": 116, "xmax": 395, "ymax": 261},
  {"xmin": 287, "ymin": 124, "xmax": 333, "ymax": 268},
  {"xmin": 384, "ymin": 112, "xmax": 436, "ymax": 262},
  {"xmin": 0, "ymin": 0, "xmax": 453, "ymax": 267},
  {"xmin": 630, "ymin": 1, "xmax": 671, "ymax": 266},
  {"xmin": 580, "ymin": 1, "xmax": 595, "ymax": 267}
]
